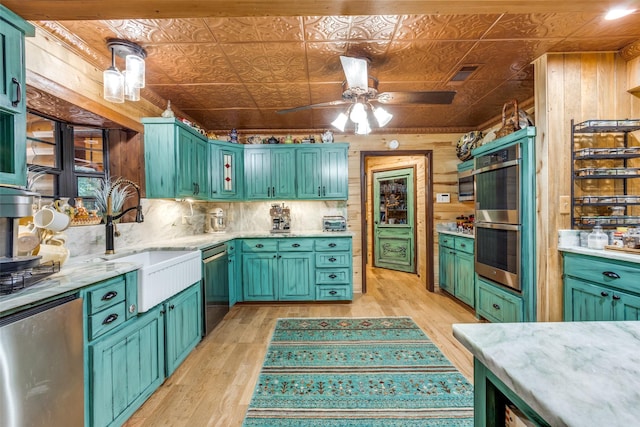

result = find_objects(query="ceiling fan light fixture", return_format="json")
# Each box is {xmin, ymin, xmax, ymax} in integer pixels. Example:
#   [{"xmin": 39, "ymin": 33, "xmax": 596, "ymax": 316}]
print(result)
[
  {"xmin": 349, "ymin": 102, "xmax": 367, "ymax": 123},
  {"xmin": 355, "ymin": 119, "xmax": 371, "ymax": 135},
  {"xmin": 373, "ymin": 106, "xmax": 393, "ymax": 127},
  {"xmin": 331, "ymin": 113, "xmax": 349, "ymax": 132}
]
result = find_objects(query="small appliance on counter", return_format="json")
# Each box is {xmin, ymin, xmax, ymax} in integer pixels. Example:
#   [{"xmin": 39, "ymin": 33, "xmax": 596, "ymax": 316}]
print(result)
[
  {"xmin": 323, "ymin": 215, "xmax": 347, "ymax": 232},
  {"xmin": 205, "ymin": 207, "xmax": 226, "ymax": 233},
  {"xmin": 270, "ymin": 203, "xmax": 291, "ymax": 233}
]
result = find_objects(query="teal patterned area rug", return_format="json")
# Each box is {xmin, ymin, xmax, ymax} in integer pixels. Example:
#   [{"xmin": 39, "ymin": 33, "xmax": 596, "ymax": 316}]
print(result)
[{"xmin": 243, "ymin": 317, "xmax": 474, "ymax": 426}]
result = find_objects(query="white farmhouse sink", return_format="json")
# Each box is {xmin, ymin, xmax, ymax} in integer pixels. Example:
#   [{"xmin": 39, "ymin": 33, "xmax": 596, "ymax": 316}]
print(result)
[{"xmin": 110, "ymin": 250, "xmax": 202, "ymax": 312}]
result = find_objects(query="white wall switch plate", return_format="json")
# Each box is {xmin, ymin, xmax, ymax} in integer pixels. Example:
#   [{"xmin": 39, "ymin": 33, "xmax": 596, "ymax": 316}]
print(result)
[{"xmin": 436, "ymin": 193, "xmax": 450, "ymax": 203}]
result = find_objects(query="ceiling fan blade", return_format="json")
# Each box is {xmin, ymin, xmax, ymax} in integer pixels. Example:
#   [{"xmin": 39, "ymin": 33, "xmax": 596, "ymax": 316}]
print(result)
[
  {"xmin": 376, "ymin": 91, "xmax": 456, "ymax": 105},
  {"xmin": 277, "ymin": 99, "xmax": 349, "ymax": 114},
  {"xmin": 340, "ymin": 56, "xmax": 368, "ymax": 90}
]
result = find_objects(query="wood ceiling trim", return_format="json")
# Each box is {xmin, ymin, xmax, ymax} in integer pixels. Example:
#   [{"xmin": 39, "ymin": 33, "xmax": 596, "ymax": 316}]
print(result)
[{"xmin": 3, "ymin": 0, "xmax": 620, "ymax": 21}]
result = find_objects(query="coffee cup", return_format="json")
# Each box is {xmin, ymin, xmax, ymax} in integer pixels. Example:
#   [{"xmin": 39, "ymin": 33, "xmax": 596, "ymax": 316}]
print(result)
[
  {"xmin": 35, "ymin": 243, "xmax": 70, "ymax": 266},
  {"xmin": 34, "ymin": 206, "xmax": 70, "ymax": 232}
]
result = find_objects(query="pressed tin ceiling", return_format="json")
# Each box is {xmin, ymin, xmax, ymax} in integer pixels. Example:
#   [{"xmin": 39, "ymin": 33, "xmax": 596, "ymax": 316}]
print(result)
[{"xmin": 8, "ymin": 1, "xmax": 640, "ymax": 134}]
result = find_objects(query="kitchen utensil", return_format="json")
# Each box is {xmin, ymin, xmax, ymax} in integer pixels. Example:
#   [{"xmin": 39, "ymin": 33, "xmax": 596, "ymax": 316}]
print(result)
[{"xmin": 33, "ymin": 206, "xmax": 70, "ymax": 231}]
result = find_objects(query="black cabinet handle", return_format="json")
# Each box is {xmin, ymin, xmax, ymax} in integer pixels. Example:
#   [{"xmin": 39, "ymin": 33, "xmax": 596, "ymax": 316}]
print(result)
[
  {"xmin": 267, "ymin": 187, "xmax": 271, "ymax": 197},
  {"xmin": 601, "ymin": 291, "xmax": 609, "ymax": 297},
  {"xmin": 318, "ymin": 186, "xmax": 321, "ymax": 196},
  {"xmin": 492, "ymin": 303, "xmax": 501, "ymax": 310},
  {"xmin": 460, "ymin": 243, "xmax": 466, "ymax": 248},
  {"xmin": 101, "ymin": 291, "xmax": 118, "ymax": 301},
  {"xmin": 278, "ymin": 255, "xmax": 282, "ymax": 259},
  {"xmin": 160, "ymin": 309, "xmax": 166, "ymax": 315},
  {"xmin": 602, "ymin": 271, "xmax": 620, "ymax": 279},
  {"xmin": 329, "ymin": 290, "xmax": 338, "ymax": 295},
  {"xmin": 612, "ymin": 294, "xmax": 621, "ymax": 301},
  {"xmin": 11, "ymin": 78, "xmax": 21, "ymax": 107},
  {"xmin": 272, "ymin": 186, "xmax": 275, "ymax": 197},
  {"xmin": 329, "ymin": 274, "xmax": 337, "ymax": 279},
  {"xmin": 292, "ymin": 243, "xmax": 300, "ymax": 247},
  {"xmin": 102, "ymin": 313, "xmax": 119, "ymax": 325},
  {"xmin": 329, "ymin": 243, "xmax": 337, "ymax": 247},
  {"xmin": 273, "ymin": 254, "xmax": 277, "ymax": 258},
  {"xmin": 256, "ymin": 244, "xmax": 264, "ymax": 248},
  {"xmin": 169, "ymin": 304, "xmax": 175, "ymax": 310},
  {"xmin": 328, "ymin": 257, "xmax": 337, "ymax": 262},
  {"xmin": 322, "ymin": 186, "xmax": 326, "ymax": 196}
]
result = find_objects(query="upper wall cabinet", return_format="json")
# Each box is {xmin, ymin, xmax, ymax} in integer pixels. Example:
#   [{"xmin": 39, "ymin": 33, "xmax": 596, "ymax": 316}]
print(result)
[
  {"xmin": 0, "ymin": 6, "xmax": 34, "ymax": 187},
  {"xmin": 209, "ymin": 141, "xmax": 243, "ymax": 200},
  {"xmin": 296, "ymin": 144, "xmax": 348, "ymax": 200},
  {"xmin": 244, "ymin": 146, "xmax": 296, "ymax": 200},
  {"xmin": 142, "ymin": 118, "xmax": 209, "ymax": 200}
]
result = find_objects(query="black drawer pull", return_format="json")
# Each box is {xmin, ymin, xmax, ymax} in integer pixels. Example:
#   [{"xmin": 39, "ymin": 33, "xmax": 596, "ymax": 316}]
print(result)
[
  {"xmin": 169, "ymin": 304, "xmax": 175, "ymax": 310},
  {"xmin": 602, "ymin": 271, "xmax": 620, "ymax": 279},
  {"xmin": 11, "ymin": 77, "xmax": 21, "ymax": 107},
  {"xmin": 329, "ymin": 274, "xmax": 338, "ymax": 279},
  {"xmin": 492, "ymin": 303, "xmax": 501, "ymax": 310},
  {"xmin": 328, "ymin": 257, "xmax": 337, "ymax": 262},
  {"xmin": 102, "ymin": 313, "xmax": 119, "ymax": 325},
  {"xmin": 460, "ymin": 243, "xmax": 466, "ymax": 248},
  {"xmin": 329, "ymin": 290, "xmax": 338, "ymax": 295},
  {"xmin": 292, "ymin": 243, "xmax": 300, "ymax": 247},
  {"xmin": 318, "ymin": 186, "xmax": 321, "ymax": 196},
  {"xmin": 329, "ymin": 243, "xmax": 337, "ymax": 247},
  {"xmin": 101, "ymin": 291, "xmax": 118, "ymax": 301},
  {"xmin": 612, "ymin": 294, "xmax": 621, "ymax": 301},
  {"xmin": 256, "ymin": 243, "xmax": 264, "ymax": 248},
  {"xmin": 601, "ymin": 291, "xmax": 609, "ymax": 297}
]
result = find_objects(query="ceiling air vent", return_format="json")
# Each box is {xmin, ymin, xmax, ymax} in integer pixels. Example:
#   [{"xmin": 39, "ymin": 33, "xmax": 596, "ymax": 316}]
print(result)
[{"xmin": 448, "ymin": 65, "xmax": 480, "ymax": 85}]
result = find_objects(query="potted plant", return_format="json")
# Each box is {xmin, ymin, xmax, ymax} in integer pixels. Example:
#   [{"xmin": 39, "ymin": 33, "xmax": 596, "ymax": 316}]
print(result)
[{"xmin": 93, "ymin": 176, "xmax": 133, "ymax": 219}]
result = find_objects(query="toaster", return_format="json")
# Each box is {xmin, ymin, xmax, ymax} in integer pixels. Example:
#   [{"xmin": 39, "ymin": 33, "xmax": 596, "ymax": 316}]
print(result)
[{"xmin": 322, "ymin": 215, "xmax": 347, "ymax": 232}]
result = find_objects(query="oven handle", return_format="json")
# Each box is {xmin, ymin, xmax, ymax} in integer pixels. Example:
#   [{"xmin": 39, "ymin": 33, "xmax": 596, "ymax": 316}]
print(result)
[
  {"xmin": 475, "ymin": 222, "xmax": 521, "ymax": 231},
  {"xmin": 472, "ymin": 158, "xmax": 520, "ymax": 175},
  {"xmin": 203, "ymin": 251, "xmax": 227, "ymax": 263}
]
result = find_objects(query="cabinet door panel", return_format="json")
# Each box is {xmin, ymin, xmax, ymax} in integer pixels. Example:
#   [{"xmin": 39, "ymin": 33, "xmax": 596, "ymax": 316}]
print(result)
[
  {"xmin": 321, "ymin": 147, "xmax": 348, "ymax": 199},
  {"xmin": 296, "ymin": 148, "xmax": 322, "ymax": 198},
  {"xmin": 242, "ymin": 253, "xmax": 277, "ymax": 300},
  {"xmin": 165, "ymin": 284, "xmax": 202, "ymax": 376},
  {"xmin": 439, "ymin": 245, "xmax": 454, "ymax": 293},
  {"xmin": 245, "ymin": 149, "xmax": 271, "ymax": 198},
  {"xmin": 279, "ymin": 253, "xmax": 314, "ymax": 300},
  {"xmin": 614, "ymin": 291, "xmax": 640, "ymax": 321},
  {"xmin": 0, "ymin": 23, "xmax": 22, "ymax": 112},
  {"xmin": 271, "ymin": 149, "xmax": 296, "ymax": 198},
  {"xmin": 455, "ymin": 251, "xmax": 475, "ymax": 307},
  {"xmin": 564, "ymin": 277, "xmax": 614, "ymax": 321}
]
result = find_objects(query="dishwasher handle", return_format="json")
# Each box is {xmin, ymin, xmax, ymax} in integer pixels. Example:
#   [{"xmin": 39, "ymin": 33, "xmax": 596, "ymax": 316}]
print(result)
[{"xmin": 203, "ymin": 251, "xmax": 227, "ymax": 263}]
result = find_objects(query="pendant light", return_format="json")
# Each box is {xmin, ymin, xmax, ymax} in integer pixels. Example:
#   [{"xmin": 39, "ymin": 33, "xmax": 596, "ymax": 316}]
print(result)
[
  {"xmin": 373, "ymin": 105, "xmax": 393, "ymax": 127},
  {"xmin": 104, "ymin": 39, "xmax": 146, "ymax": 103}
]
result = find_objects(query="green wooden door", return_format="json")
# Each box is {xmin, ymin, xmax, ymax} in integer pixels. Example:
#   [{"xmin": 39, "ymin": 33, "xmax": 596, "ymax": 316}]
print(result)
[
  {"xmin": 296, "ymin": 148, "xmax": 322, "ymax": 199},
  {"xmin": 373, "ymin": 167, "xmax": 415, "ymax": 273},
  {"xmin": 564, "ymin": 277, "xmax": 614, "ymax": 321},
  {"xmin": 219, "ymin": 145, "xmax": 243, "ymax": 199},
  {"xmin": 321, "ymin": 146, "xmax": 348, "ymax": 199},
  {"xmin": 455, "ymin": 251, "xmax": 475, "ymax": 307},
  {"xmin": 271, "ymin": 149, "xmax": 296, "ymax": 199},
  {"xmin": 278, "ymin": 252, "xmax": 314, "ymax": 300},
  {"xmin": 176, "ymin": 127, "xmax": 197, "ymax": 197},
  {"xmin": 242, "ymin": 252, "xmax": 277, "ymax": 300},
  {"xmin": 0, "ymin": 21, "xmax": 22, "ymax": 112},
  {"xmin": 244, "ymin": 148, "xmax": 271, "ymax": 198},
  {"xmin": 165, "ymin": 283, "xmax": 202, "ymax": 376},
  {"xmin": 613, "ymin": 290, "xmax": 640, "ymax": 320},
  {"xmin": 89, "ymin": 307, "xmax": 164, "ymax": 427},
  {"xmin": 439, "ymin": 244, "xmax": 454, "ymax": 293}
]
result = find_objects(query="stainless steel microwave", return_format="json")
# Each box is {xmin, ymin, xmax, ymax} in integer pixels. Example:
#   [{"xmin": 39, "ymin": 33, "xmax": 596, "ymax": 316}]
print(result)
[
  {"xmin": 458, "ymin": 169, "xmax": 474, "ymax": 201},
  {"xmin": 473, "ymin": 144, "xmax": 520, "ymax": 224}
]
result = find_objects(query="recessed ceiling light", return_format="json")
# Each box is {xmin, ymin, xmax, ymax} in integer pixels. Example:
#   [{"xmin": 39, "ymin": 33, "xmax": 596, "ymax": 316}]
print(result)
[{"xmin": 605, "ymin": 8, "xmax": 636, "ymax": 20}]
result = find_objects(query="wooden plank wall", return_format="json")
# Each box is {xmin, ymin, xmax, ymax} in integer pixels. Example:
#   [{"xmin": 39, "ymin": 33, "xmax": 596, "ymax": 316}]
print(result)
[{"xmin": 534, "ymin": 52, "xmax": 640, "ymax": 322}]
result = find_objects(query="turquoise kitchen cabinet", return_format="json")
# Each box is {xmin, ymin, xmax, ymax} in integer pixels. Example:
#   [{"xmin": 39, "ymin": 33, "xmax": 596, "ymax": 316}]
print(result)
[
  {"xmin": 279, "ymin": 252, "xmax": 315, "ymax": 300},
  {"xmin": 314, "ymin": 237, "xmax": 353, "ymax": 301},
  {"xmin": 164, "ymin": 282, "xmax": 202, "ymax": 376},
  {"xmin": 0, "ymin": 6, "xmax": 34, "ymax": 186},
  {"xmin": 563, "ymin": 252, "xmax": 640, "ymax": 321},
  {"xmin": 244, "ymin": 146, "xmax": 296, "ymax": 199},
  {"xmin": 142, "ymin": 118, "xmax": 209, "ymax": 200},
  {"xmin": 476, "ymin": 276, "xmax": 523, "ymax": 323},
  {"xmin": 296, "ymin": 144, "xmax": 349, "ymax": 200},
  {"xmin": 89, "ymin": 307, "xmax": 164, "ymax": 427},
  {"xmin": 227, "ymin": 240, "xmax": 241, "ymax": 305},
  {"xmin": 242, "ymin": 252, "xmax": 278, "ymax": 300},
  {"xmin": 438, "ymin": 233, "xmax": 475, "ymax": 307},
  {"xmin": 209, "ymin": 141, "xmax": 244, "ymax": 200}
]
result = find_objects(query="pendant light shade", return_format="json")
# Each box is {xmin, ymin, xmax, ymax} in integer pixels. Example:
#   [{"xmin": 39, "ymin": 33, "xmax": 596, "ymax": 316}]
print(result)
[
  {"xmin": 355, "ymin": 119, "xmax": 371, "ymax": 135},
  {"xmin": 125, "ymin": 54, "xmax": 145, "ymax": 88},
  {"xmin": 331, "ymin": 113, "xmax": 349, "ymax": 132},
  {"xmin": 373, "ymin": 106, "xmax": 393, "ymax": 127},
  {"xmin": 103, "ymin": 47, "xmax": 124, "ymax": 103},
  {"xmin": 123, "ymin": 71, "xmax": 141, "ymax": 101},
  {"xmin": 349, "ymin": 102, "xmax": 367, "ymax": 123},
  {"xmin": 104, "ymin": 39, "xmax": 146, "ymax": 103}
]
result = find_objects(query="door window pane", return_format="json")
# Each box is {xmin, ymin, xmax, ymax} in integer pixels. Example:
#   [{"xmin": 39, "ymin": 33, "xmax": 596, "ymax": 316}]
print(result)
[{"xmin": 74, "ymin": 127, "xmax": 105, "ymax": 172}]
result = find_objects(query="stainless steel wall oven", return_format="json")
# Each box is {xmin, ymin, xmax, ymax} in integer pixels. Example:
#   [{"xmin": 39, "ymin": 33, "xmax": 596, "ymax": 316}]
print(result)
[{"xmin": 473, "ymin": 143, "xmax": 522, "ymax": 292}]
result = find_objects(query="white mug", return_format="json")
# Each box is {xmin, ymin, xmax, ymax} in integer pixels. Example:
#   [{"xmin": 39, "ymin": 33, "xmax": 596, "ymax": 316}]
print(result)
[{"xmin": 34, "ymin": 206, "xmax": 70, "ymax": 232}]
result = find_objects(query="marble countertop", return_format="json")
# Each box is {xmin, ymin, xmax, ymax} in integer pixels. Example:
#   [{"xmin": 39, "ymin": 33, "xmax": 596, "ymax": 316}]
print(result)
[
  {"xmin": 437, "ymin": 229, "xmax": 475, "ymax": 238},
  {"xmin": 558, "ymin": 245, "xmax": 640, "ymax": 264},
  {"xmin": 1, "ymin": 230, "xmax": 354, "ymax": 316},
  {"xmin": 453, "ymin": 321, "xmax": 640, "ymax": 427}
]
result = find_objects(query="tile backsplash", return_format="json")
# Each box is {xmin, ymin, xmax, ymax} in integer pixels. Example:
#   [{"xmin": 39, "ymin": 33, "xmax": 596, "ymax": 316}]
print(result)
[{"xmin": 62, "ymin": 198, "xmax": 347, "ymax": 258}]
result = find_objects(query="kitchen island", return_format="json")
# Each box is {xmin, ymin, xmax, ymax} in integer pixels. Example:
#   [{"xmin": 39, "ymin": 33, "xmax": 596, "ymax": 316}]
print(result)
[{"xmin": 453, "ymin": 321, "xmax": 640, "ymax": 426}]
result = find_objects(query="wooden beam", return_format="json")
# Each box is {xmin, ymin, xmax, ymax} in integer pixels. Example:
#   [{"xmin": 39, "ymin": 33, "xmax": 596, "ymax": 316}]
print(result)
[{"xmin": 3, "ymin": 0, "xmax": 622, "ymax": 21}]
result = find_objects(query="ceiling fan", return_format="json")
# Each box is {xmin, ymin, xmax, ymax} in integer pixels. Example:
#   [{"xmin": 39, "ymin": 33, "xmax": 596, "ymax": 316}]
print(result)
[{"xmin": 277, "ymin": 56, "xmax": 456, "ymax": 133}]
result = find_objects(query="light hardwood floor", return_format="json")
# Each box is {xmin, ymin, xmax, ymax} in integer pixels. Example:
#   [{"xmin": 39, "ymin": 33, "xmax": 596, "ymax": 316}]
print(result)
[{"xmin": 124, "ymin": 267, "xmax": 481, "ymax": 427}]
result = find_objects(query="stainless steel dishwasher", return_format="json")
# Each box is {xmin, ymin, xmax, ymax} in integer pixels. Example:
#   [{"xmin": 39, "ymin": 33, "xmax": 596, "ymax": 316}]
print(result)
[
  {"xmin": 202, "ymin": 243, "xmax": 229, "ymax": 336},
  {"xmin": 0, "ymin": 294, "xmax": 84, "ymax": 426}
]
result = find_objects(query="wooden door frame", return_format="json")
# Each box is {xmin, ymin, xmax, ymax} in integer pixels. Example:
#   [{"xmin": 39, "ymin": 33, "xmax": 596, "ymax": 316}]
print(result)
[{"xmin": 360, "ymin": 150, "xmax": 434, "ymax": 293}]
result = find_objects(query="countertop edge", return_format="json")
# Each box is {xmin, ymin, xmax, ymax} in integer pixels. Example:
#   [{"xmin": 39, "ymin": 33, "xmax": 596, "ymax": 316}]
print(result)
[{"xmin": 558, "ymin": 245, "xmax": 640, "ymax": 264}]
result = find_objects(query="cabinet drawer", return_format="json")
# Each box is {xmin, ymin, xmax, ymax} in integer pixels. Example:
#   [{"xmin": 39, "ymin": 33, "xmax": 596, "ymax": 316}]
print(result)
[
  {"xmin": 278, "ymin": 239, "xmax": 314, "ymax": 252},
  {"xmin": 316, "ymin": 285, "xmax": 352, "ymax": 301},
  {"xmin": 316, "ymin": 252, "xmax": 350, "ymax": 267},
  {"xmin": 86, "ymin": 277, "xmax": 126, "ymax": 315},
  {"xmin": 315, "ymin": 238, "xmax": 351, "ymax": 252},
  {"xmin": 316, "ymin": 268, "xmax": 351, "ymax": 284},
  {"xmin": 564, "ymin": 253, "xmax": 640, "ymax": 294},
  {"xmin": 476, "ymin": 279, "xmax": 522, "ymax": 323},
  {"xmin": 439, "ymin": 234, "xmax": 455, "ymax": 248},
  {"xmin": 454, "ymin": 237, "xmax": 474, "ymax": 254},
  {"xmin": 88, "ymin": 303, "xmax": 127, "ymax": 340},
  {"xmin": 242, "ymin": 239, "xmax": 278, "ymax": 252}
]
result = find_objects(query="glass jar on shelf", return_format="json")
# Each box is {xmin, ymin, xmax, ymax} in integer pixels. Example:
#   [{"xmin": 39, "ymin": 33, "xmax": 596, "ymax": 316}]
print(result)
[{"xmin": 587, "ymin": 223, "xmax": 609, "ymax": 249}]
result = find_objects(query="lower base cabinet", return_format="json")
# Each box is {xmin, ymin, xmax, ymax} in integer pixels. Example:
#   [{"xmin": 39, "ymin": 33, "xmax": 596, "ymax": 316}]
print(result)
[
  {"xmin": 475, "ymin": 277, "xmax": 523, "ymax": 323},
  {"xmin": 438, "ymin": 233, "xmax": 475, "ymax": 308},
  {"xmin": 86, "ymin": 279, "xmax": 202, "ymax": 427}
]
